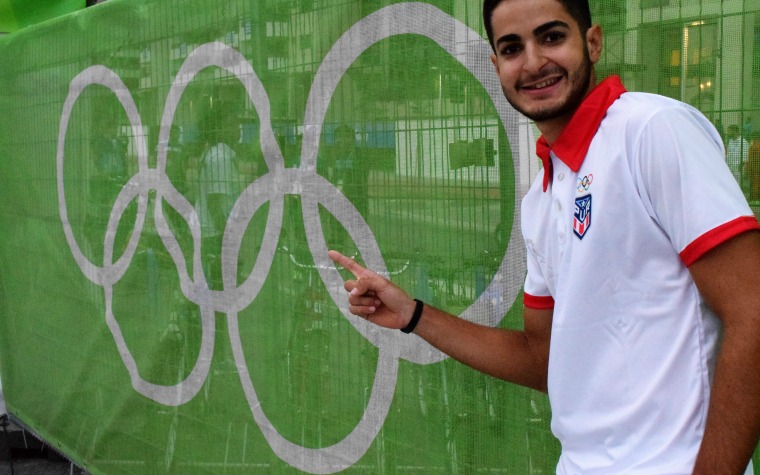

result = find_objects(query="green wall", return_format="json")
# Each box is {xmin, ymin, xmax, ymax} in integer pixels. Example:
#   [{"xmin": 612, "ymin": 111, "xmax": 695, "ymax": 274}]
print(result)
[{"xmin": 0, "ymin": 0, "xmax": 757, "ymax": 473}]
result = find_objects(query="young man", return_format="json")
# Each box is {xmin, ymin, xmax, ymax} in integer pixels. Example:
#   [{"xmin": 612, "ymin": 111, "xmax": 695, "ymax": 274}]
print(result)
[{"xmin": 329, "ymin": 0, "xmax": 760, "ymax": 472}]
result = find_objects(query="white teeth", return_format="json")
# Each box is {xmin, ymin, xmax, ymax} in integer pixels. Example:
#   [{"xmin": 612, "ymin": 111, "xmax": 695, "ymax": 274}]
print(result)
[{"xmin": 534, "ymin": 78, "xmax": 557, "ymax": 89}]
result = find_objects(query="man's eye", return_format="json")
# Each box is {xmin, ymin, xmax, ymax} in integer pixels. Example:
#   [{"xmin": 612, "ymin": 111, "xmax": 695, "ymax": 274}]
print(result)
[
  {"xmin": 544, "ymin": 32, "xmax": 565, "ymax": 44},
  {"xmin": 500, "ymin": 44, "xmax": 521, "ymax": 56}
]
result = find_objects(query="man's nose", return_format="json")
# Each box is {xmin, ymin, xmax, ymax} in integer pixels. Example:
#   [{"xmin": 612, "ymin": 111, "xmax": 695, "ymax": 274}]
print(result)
[{"xmin": 523, "ymin": 43, "xmax": 547, "ymax": 74}]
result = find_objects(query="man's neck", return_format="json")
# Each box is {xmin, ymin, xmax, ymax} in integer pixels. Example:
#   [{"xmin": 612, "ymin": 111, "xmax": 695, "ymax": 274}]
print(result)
[
  {"xmin": 537, "ymin": 75, "xmax": 599, "ymax": 146},
  {"xmin": 535, "ymin": 115, "xmax": 574, "ymax": 146}
]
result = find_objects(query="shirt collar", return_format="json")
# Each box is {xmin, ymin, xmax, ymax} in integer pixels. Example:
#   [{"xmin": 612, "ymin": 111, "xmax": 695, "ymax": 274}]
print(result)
[{"xmin": 536, "ymin": 75, "xmax": 627, "ymax": 192}]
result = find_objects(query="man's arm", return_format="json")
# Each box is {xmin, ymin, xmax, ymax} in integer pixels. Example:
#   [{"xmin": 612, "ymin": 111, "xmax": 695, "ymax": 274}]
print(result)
[
  {"xmin": 413, "ymin": 304, "xmax": 552, "ymax": 391},
  {"xmin": 328, "ymin": 250, "xmax": 553, "ymax": 392},
  {"xmin": 688, "ymin": 231, "xmax": 760, "ymax": 474}
]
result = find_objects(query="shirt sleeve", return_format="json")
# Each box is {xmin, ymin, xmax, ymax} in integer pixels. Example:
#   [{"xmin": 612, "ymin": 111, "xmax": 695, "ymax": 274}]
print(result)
[
  {"xmin": 633, "ymin": 104, "xmax": 759, "ymax": 266},
  {"xmin": 523, "ymin": 239, "xmax": 555, "ymax": 309}
]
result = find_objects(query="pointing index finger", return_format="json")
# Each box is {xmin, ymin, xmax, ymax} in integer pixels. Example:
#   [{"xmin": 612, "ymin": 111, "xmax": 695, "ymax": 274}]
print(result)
[{"xmin": 328, "ymin": 250, "xmax": 368, "ymax": 278}]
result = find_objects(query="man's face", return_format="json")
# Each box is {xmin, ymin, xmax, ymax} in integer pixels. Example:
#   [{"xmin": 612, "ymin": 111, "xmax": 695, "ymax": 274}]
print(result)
[{"xmin": 489, "ymin": 0, "xmax": 601, "ymax": 129}]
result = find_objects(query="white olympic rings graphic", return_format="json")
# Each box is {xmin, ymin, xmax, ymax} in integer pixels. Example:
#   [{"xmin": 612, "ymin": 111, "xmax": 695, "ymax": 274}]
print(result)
[{"xmin": 56, "ymin": 3, "xmax": 526, "ymax": 473}]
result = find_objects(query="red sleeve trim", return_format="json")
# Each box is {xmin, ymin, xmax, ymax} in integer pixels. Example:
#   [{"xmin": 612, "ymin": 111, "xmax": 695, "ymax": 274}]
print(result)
[
  {"xmin": 680, "ymin": 216, "xmax": 760, "ymax": 267},
  {"xmin": 524, "ymin": 293, "xmax": 555, "ymax": 310}
]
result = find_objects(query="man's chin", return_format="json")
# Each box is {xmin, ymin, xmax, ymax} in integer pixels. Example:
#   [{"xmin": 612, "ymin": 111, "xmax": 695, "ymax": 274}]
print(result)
[
  {"xmin": 510, "ymin": 101, "xmax": 572, "ymax": 123},
  {"xmin": 504, "ymin": 91, "xmax": 565, "ymax": 122},
  {"xmin": 523, "ymin": 106, "xmax": 573, "ymax": 123}
]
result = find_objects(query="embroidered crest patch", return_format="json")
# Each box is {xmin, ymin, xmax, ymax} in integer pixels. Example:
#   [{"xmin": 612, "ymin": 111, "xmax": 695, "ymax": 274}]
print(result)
[{"xmin": 573, "ymin": 194, "xmax": 592, "ymax": 239}]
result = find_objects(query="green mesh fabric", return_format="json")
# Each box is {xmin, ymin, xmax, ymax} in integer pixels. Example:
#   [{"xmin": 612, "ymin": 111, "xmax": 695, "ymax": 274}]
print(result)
[
  {"xmin": 0, "ymin": 0, "xmax": 757, "ymax": 473},
  {"xmin": 0, "ymin": 0, "xmax": 85, "ymax": 33}
]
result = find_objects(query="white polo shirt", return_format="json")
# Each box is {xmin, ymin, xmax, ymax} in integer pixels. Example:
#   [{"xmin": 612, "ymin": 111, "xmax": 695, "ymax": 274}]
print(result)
[{"xmin": 522, "ymin": 76, "xmax": 760, "ymax": 474}]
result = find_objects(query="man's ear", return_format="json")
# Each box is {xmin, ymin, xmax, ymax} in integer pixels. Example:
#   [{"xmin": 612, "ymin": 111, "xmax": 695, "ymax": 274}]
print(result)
[
  {"xmin": 490, "ymin": 52, "xmax": 499, "ymax": 74},
  {"xmin": 586, "ymin": 24, "xmax": 602, "ymax": 64}
]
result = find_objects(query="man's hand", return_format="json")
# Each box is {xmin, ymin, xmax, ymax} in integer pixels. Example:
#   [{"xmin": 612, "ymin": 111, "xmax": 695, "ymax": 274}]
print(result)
[
  {"xmin": 328, "ymin": 250, "xmax": 417, "ymax": 330},
  {"xmin": 330, "ymin": 251, "xmax": 552, "ymax": 391}
]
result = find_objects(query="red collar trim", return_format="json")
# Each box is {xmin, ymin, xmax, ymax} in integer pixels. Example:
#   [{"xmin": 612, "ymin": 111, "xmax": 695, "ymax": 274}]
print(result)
[{"xmin": 536, "ymin": 75, "xmax": 627, "ymax": 191}]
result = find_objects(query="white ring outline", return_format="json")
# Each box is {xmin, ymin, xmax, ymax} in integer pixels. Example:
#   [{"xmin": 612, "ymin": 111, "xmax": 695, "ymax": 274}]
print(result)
[
  {"xmin": 57, "ymin": 65, "xmax": 149, "ymax": 288},
  {"xmin": 57, "ymin": 65, "xmax": 218, "ymax": 407},
  {"xmin": 303, "ymin": 2, "xmax": 525, "ymax": 366},
  {"xmin": 56, "ymin": 3, "xmax": 528, "ymax": 473}
]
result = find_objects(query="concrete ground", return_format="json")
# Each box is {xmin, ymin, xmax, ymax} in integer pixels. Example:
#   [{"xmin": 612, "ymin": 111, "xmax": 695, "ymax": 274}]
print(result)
[
  {"xmin": 0, "ymin": 457, "xmax": 85, "ymax": 475},
  {"xmin": 0, "ymin": 418, "xmax": 87, "ymax": 475}
]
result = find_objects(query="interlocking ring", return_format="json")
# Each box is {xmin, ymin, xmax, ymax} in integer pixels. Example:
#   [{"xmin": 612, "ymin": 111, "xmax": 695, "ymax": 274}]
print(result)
[
  {"xmin": 577, "ymin": 173, "xmax": 593, "ymax": 192},
  {"xmin": 56, "ymin": 3, "xmax": 527, "ymax": 473}
]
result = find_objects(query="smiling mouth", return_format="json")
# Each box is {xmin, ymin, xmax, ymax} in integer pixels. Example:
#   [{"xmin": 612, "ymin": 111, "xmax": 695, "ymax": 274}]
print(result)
[{"xmin": 522, "ymin": 76, "xmax": 561, "ymax": 91}]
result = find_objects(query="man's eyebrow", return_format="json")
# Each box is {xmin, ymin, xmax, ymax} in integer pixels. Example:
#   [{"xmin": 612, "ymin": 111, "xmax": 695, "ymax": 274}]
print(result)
[
  {"xmin": 494, "ymin": 20, "xmax": 571, "ymax": 48},
  {"xmin": 495, "ymin": 33, "xmax": 521, "ymax": 47},
  {"xmin": 533, "ymin": 20, "xmax": 570, "ymax": 37}
]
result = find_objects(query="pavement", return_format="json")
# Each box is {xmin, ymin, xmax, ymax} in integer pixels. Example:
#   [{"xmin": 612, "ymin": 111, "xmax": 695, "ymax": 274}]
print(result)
[
  {"xmin": 0, "ymin": 456, "xmax": 85, "ymax": 475},
  {"xmin": 0, "ymin": 417, "xmax": 88, "ymax": 475}
]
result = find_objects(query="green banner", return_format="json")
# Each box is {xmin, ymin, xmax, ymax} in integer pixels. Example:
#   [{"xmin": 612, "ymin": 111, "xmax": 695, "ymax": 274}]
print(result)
[
  {"xmin": 0, "ymin": 0, "xmax": 758, "ymax": 473},
  {"xmin": 0, "ymin": 0, "xmax": 84, "ymax": 32},
  {"xmin": 0, "ymin": 0, "xmax": 536, "ymax": 473}
]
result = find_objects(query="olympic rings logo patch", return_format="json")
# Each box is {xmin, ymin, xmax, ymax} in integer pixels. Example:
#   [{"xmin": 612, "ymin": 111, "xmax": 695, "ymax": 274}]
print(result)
[
  {"xmin": 56, "ymin": 3, "xmax": 525, "ymax": 473},
  {"xmin": 577, "ymin": 173, "xmax": 593, "ymax": 192}
]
